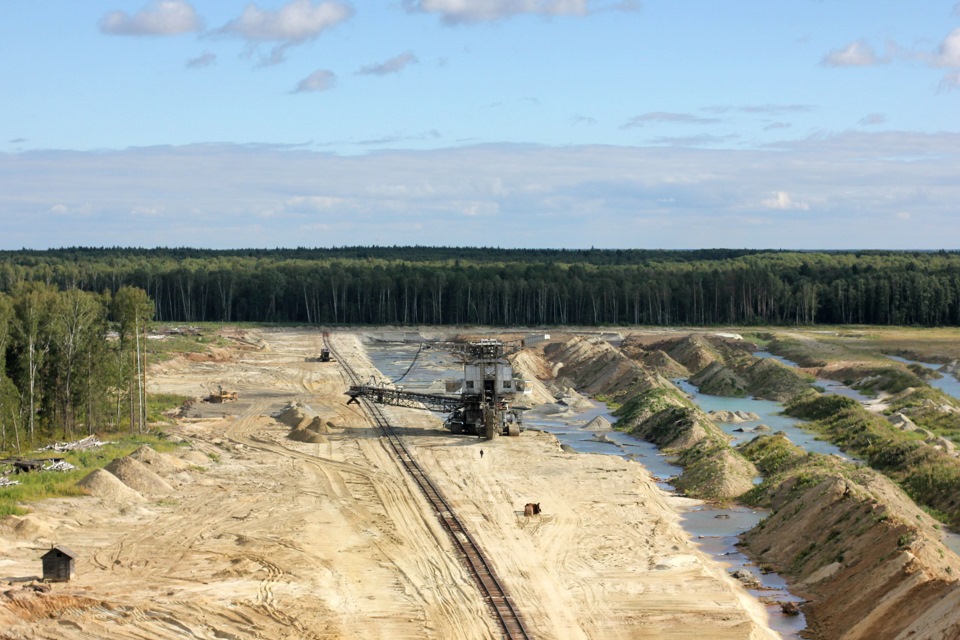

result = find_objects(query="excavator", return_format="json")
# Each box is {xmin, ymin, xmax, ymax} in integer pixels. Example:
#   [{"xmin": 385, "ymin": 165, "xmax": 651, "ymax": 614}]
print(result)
[{"xmin": 346, "ymin": 339, "xmax": 527, "ymax": 439}]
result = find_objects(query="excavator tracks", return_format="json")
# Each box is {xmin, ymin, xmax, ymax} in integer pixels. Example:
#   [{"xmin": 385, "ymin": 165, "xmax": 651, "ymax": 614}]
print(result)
[{"xmin": 324, "ymin": 334, "xmax": 531, "ymax": 640}]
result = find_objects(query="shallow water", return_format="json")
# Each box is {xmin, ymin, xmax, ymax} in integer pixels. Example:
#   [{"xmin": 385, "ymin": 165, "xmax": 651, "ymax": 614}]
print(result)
[
  {"xmin": 887, "ymin": 355, "xmax": 960, "ymax": 403},
  {"xmin": 366, "ymin": 341, "xmax": 804, "ymax": 638},
  {"xmin": 754, "ymin": 351, "xmax": 873, "ymax": 402},
  {"xmin": 672, "ymin": 378, "xmax": 851, "ymax": 460}
]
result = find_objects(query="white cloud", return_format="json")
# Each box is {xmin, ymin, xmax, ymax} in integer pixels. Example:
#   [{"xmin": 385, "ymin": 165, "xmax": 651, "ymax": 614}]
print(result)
[
  {"xmin": 762, "ymin": 191, "xmax": 809, "ymax": 211},
  {"xmin": 895, "ymin": 211, "xmax": 912, "ymax": 220},
  {"xmin": 404, "ymin": 0, "xmax": 638, "ymax": 25},
  {"xmin": 4, "ymin": 132, "xmax": 960, "ymax": 249},
  {"xmin": 357, "ymin": 52, "xmax": 419, "ymax": 76},
  {"xmin": 932, "ymin": 28, "xmax": 960, "ymax": 67},
  {"xmin": 821, "ymin": 40, "xmax": 881, "ymax": 67},
  {"xmin": 100, "ymin": 0, "xmax": 202, "ymax": 36},
  {"xmin": 294, "ymin": 69, "xmax": 337, "ymax": 93},
  {"xmin": 219, "ymin": 0, "xmax": 352, "ymax": 63}
]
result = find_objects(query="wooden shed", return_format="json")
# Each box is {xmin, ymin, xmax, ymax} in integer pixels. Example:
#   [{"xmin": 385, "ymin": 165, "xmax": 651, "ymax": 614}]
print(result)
[{"xmin": 41, "ymin": 544, "xmax": 77, "ymax": 582}]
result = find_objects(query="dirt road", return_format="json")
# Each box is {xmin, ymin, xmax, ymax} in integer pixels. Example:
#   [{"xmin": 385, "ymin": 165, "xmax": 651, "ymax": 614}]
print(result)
[{"xmin": 0, "ymin": 327, "xmax": 777, "ymax": 639}]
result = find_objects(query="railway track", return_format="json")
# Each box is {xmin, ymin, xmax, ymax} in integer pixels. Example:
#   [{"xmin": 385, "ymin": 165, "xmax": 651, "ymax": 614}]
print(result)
[{"xmin": 324, "ymin": 333, "xmax": 532, "ymax": 640}]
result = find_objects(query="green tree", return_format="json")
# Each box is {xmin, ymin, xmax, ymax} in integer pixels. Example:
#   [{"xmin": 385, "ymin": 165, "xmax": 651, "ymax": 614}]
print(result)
[{"xmin": 112, "ymin": 287, "xmax": 154, "ymax": 433}]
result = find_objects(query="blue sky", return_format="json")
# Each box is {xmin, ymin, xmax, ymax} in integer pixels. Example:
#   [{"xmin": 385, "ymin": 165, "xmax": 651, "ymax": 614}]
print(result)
[{"xmin": 2, "ymin": 1, "xmax": 959, "ymax": 249}]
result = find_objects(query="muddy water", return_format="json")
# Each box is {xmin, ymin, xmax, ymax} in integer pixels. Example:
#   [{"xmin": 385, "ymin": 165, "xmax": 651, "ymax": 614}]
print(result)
[{"xmin": 366, "ymin": 342, "xmax": 805, "ymax": 638}]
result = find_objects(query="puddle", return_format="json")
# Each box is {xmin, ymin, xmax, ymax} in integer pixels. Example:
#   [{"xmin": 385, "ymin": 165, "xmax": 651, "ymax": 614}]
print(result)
[{"xmin": 366, "ymin": 341, "xmax": 804, "ymax": 638}]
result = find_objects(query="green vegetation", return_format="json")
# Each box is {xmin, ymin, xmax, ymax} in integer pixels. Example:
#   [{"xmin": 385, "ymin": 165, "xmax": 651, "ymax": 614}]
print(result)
[
  {"xmin": 0, "ymin": 282, "xmax": 158, "ymax": 456},
  {"xmin": 146, "ymin": 393, "xmax": 192, "ymax": 424},
  {"xmin": 785, "ymin": 394, "xmax": 960, "ymax": 525},
  {"xmin": 2, "ymin": 247, "xmax": 960, "ymax": 326},
  {"xmin": 0, "ymin": 433, "xmax": 180, "ymax": 516},
  {"xmin": 738, "ymin": 433, "xmax": 809, "ymax": 476},
  {"xmin": 884, "ymin": 387, "xmax": 960, "ymax": 439}
]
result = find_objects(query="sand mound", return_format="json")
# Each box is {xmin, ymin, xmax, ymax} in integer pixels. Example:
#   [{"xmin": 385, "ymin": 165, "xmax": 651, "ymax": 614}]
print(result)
[
  {"xmin": 709, "ymin": 410, "xmax": 761, "ymax": 423},
  {"xmin": 180, "ymin": 450, "xmax": 212, "ymax": 466},
  {"xmin": 276, "ymin": 403, "xmax": 313, "ymax": 429},
  {"xmin": 666, "ymin": 335, "xmax": 718, "ymax": 375},
  {"xmin": 288, "ymin": 429, "xmax": 329, "ymax": 444},
  {"xmin": 105, "ymin": 457, "xmax": 175, "ymax": 495},
  {"xmin": 303, "ymin": 416, "xmax": 336, "ymax": 434},
  {"xmin": 78, "ymin": 469, "xmax": 145, "ymax": 504},
  {"xmin": 0, "ymin": 514, "xmax": 55, "ymax": 540},
  {"xmin": 642, "ymin": 350, "xmax": 690, "ymax": 378},
  {"xmin": 582, "ymin": 416, "xmax": 613, "ymax": 431},
  {"xmin": 691, "ymin": 361, "xmax": 747, "ymax": 397},
  {"xmin": 130, "ymin": 446, "xmax": 190, "ymax": 476}
]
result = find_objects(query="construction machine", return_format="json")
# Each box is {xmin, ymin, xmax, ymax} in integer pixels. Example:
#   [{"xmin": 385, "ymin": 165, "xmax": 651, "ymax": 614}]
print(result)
[
  {"xmin": 205, "ymin": 385, "xmax": 238, "ymax": 403},
  {"xmin": 346, "ymin": 339, "xmax": 527, "ymax": 439}
]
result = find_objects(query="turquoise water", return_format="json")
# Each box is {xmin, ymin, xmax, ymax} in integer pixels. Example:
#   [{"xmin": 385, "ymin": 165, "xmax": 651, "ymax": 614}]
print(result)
[
  {"xmin": 366, "ymin": 341, "xmax": 804, "ymax": 638},
  {"xmin": 672, "ymin": 379, "xmax": 852, "ymax": 460}
]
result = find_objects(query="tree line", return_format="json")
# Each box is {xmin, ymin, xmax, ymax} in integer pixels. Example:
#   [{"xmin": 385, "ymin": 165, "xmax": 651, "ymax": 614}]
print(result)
[
  {"xmin": 0, "ymin": 283, "xmax": 153, "ymax": 452},
  {"xmin": 1, "ymin": 248, "xmax": 959, "ymax": 327}
]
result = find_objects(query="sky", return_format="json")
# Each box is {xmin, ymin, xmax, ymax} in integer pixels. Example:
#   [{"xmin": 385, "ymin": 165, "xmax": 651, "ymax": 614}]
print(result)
[{"xmin": 2, "ymin": 0, "xmax": 960, "ymax": 250}]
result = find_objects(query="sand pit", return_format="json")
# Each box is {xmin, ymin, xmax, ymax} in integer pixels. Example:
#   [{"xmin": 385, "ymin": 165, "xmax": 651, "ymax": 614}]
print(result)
[
  {"xmin": 78, "ymin": 469, "xmax": 146, "ymax": 504},
  {"xmin": 104, "ymin": 457, "xmax": 175, "ymax": 495},
  {"xmin": 0, "ymin": 327, "xmax": 782, "ymax": 640}
]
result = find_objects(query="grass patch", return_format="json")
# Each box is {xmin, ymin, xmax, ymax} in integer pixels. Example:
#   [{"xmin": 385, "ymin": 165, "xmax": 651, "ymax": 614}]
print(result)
[
  {"xmin": 0, "ymin": 432, "xmax": 183, "ymax": 516},
  {"xmin": 147, "ymin": 392, "xmax": 192, "ymax": 424}
]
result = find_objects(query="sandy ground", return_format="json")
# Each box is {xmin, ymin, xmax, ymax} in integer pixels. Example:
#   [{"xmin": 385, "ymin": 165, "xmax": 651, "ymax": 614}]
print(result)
[{"xmin": 0, "ymin": 327, "xmax": 778, "ymax": 639}]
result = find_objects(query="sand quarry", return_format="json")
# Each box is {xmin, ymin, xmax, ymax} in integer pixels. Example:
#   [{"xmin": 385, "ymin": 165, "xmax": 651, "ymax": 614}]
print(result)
[{"xmin": 0, "ymin": 327, "xmax": 783, "ymax": 639}]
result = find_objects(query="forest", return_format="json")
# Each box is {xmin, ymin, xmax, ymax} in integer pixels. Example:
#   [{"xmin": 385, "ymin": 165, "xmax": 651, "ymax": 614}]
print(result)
[
  {"xmin": 0, "ymin": 283, "xmax": 152, "ymax": 452},
  {"xmin": 1, "ymin": 247, "xmax": 959, "ymax": 327}
]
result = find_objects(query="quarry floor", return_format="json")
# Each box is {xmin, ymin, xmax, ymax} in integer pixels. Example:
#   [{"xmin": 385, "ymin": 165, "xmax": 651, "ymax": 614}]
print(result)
[{"xmin": 0, "ymin": 327, "xmax": 781, "ymax": 639}]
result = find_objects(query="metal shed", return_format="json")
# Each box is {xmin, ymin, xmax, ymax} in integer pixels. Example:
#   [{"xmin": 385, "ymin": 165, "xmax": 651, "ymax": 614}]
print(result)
[{"xmin": 41, "ymin": 544, "xmax": 77, "ymax": 582}]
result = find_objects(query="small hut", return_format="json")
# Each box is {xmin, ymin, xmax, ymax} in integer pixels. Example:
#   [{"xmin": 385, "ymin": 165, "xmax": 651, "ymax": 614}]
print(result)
[{"xmin": 41, "ymin": 544, "xmax": 77, "ymax": 582}]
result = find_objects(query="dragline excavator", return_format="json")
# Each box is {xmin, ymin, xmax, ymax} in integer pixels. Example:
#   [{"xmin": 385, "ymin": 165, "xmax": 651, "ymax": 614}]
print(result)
[{"xmin": 346, "ymin": 339, "xmax": 528, "ymax": 440}]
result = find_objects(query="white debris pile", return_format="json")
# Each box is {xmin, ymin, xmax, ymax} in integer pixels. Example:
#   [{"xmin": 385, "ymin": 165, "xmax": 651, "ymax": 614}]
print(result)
[
  {"xmin": 42, "ymin": 460, "xmax": 77, "ymax": 472},
  {"xmin": 39, "ymin": 435, "xmax": 110, "ymax": 452},
  {"xmin": 0, "ymin": 478, "xmax": 20, "ymax": 487}
]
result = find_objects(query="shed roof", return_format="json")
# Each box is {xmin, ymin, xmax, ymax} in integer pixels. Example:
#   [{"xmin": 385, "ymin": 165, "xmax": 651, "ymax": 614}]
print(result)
[{"xmin": 42, "ymin": 544, "xmax": 78, "ymax": 559}]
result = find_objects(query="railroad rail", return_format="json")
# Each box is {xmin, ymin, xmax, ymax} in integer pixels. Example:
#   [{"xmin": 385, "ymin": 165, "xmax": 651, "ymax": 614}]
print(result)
[{"xmin": 324, "ymin": 333, "xmax": 531, "ymax": 640}]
